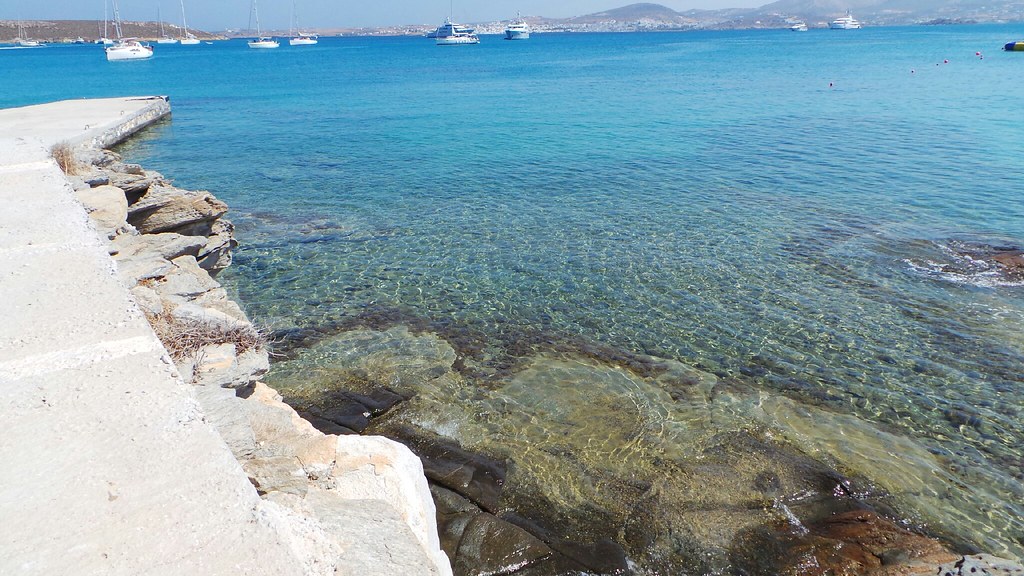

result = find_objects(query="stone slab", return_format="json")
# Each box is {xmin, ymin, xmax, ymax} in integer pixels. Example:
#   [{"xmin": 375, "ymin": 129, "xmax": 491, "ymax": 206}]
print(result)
[{"xmin": 0, "ymin": 353, "xmax": 304, "ymax": 576}]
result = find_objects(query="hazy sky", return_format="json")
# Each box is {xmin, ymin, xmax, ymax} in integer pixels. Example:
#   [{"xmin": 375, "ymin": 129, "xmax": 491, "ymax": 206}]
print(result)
[{"xmin": 1, "ymin": 0, "xmax": 766, "ymax": 30}]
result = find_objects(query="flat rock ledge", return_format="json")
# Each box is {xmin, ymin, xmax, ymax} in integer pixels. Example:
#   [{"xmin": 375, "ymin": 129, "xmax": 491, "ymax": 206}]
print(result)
[{"xmin": 65, "ymin": 146, "xmax": 454, "ymax": 576}]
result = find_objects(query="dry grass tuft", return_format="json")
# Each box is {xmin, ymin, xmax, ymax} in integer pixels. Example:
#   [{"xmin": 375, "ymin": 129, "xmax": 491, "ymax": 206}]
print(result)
[
  {"xmin": 146, "ymin": 310, "xmax": 266, "ymax": 360},
  {"xmin": 50, "ymin": 141, "xmax": 81, "ymax": 175}
]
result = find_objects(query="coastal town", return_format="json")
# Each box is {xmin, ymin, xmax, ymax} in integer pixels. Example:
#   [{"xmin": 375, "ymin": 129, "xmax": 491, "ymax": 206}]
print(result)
[{"xmin": 3, "ymin": 0, "xmax": 1024, "ymax": 43}]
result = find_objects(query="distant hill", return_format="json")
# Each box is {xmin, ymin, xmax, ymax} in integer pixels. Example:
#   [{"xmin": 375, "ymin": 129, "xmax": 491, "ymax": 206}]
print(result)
[
  {"xmin": 569, "ymin": 3, "xmax": 697, "ymax": 25},
  {"xmin": 0, "ymin": 20, "xmax": 220, "ymax": 43},
  {"xmin": 554, "ymin": 0, "xmax": 1024, "ymax": 29}
]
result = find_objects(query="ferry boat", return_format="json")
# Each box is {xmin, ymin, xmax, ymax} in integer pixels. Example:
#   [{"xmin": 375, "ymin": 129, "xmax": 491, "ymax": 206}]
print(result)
[
  {"xmin": 789, "ymin": 21, "xmax": 808, "ymax": 31},
  {"xmin": 433, "ymin": 18, "xmax": 479, "ymax": 45},
  {"xmin": 829, "ymin": 11, "xmax": 862, "ymax": 29},
  {"xmin": 504, "ymin": 13, "xmax": 530, "ymax": 40}
]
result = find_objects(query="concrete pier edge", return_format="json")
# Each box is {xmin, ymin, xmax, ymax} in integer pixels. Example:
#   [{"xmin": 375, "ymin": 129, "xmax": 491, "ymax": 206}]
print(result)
[{"xmin": 0, "ymin": 97, "xmax": 451, "ymax": 576}]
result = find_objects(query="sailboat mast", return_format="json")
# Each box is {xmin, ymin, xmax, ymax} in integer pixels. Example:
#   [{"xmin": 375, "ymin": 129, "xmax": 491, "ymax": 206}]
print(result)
[
  {"xmin": 254, "ymin": 0, "xmax": 261, "ymax": 36},
  {"xmin": 104, "ymin": 0, "xmax": 108, "ymax": 38},
  {"xmin": 180, "ymin": 0, "xmax": 189, "ymax": 36},
  {"xmin": 111, "ymin": 0, "xmax": 123, "ymax": 39}
]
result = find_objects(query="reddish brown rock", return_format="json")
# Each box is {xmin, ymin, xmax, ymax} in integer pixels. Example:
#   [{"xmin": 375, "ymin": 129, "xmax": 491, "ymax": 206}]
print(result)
[
  {"xmin": 991, "ymin": 251, "xmax": 1024, "ymax": 278},
  {"xmin": 733, "ymin": 509, "xmax": 959, "ymax": 576}
]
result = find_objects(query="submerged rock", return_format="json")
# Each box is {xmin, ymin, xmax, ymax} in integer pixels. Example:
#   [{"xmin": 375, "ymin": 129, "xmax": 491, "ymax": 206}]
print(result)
[
  {"xmin": 388, "ymin": 425, "xmax": 507, "ymax": 514},
  {"xmin": 941, "ymin": 238, "xmax": 1024, "ymax": 282},
  {"xmin": 730, "ymin": 509, "xmax": 958, "ymax": 576},
  {"xmin": 266, "ymin": 324, "xmax": 1014, "ymax": 575}
]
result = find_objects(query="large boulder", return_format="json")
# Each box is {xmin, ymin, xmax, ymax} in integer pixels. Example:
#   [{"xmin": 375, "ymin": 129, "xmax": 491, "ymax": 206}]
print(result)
[
  {"xmin": 127, "ymin": 184, "xmax": 228, "ymax": 234},
  {"xmin": 74, "ymin": 184, "xmax": 128, "ymax": 237},
  {"xmin": 332, "ymin": 434, "xmax": 446, "ymax": 569}
]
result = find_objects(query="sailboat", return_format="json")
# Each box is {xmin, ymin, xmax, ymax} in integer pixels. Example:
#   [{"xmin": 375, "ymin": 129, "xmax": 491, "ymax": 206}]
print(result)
[
  {"xmin": 156, "ymin": 5, "xmax": 178, "ymax": 43},
  {"xmin": 288, "ymin": 0, "xmax": 318, "ymax": 45},
  {"xmin": 178, "ymin": 0, "xmax": 200, "ymax": 44},
  {"xmin": 15, "ymin": 20, "xmax": 42, "ymax": 47},
  {"xmin": 96, "ymin": 1, "xmax": 115, "ymax": 44},
  {"xmin": 248, "ymin": 0, "xmax": 280, "ymax": 48},
  {"xmin": 105, "ymin": 0, "xmax": 154, "ymax": 60}
]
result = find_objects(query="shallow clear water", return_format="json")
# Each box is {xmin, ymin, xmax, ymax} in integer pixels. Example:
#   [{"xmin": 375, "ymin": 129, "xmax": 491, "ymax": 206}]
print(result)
[{"xmin": 5, "ymin": 28, "xmax": 1023, "ymax": 562}]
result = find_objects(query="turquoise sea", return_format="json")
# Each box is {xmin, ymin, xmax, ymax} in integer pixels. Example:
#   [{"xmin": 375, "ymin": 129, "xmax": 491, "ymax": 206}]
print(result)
[{"xmin": 4, "ymin": 26, "xmax": 1024, "ymax": 571}]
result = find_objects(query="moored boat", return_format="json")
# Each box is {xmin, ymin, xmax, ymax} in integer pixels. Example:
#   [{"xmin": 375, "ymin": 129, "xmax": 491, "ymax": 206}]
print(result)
[
  {"xmin": 247, "ymin": 0, "xmax": 279, "ymax": 48},
  {"xmin": 14, "ymin": 21, "xmax": 42, "ymax": 46},
  {"xmin": 156, "ymin": 5, "xmax": 177, "ymax": 43},
  {"xmin": 504, "ymin": 12, "xmax": 530, "ymax": 40},
  {"xmin": 433, "ymin": 17, "xmax": 479, "ymax": 45},
  {"xmin": 289, "ymin": 33, "xmax": 318, "ymax": 46},
  {"xmin": 106, "ymin": 1, "xmax": 154, "ymax": 60},
  {"xmin": 829, "ymin": 11, "xmax": 862, "ymax": 29},
  {"xmin": 288, "ymin": 1, "xmax": 318, "ymax": 45},
  {"xmin": 249, "ymin": 36, "xmax": 280, "ymax": 48},
  {"xmin": 106, "ymin": 38, "xmax": 154, "ymax": 60},
  {"xmin": 179, "ymin": 0, "xmax": 200, "ymax": 44}
]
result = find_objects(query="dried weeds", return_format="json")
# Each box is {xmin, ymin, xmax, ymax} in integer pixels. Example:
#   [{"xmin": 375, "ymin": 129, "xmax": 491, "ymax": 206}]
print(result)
[
  {"xmin": 146, "ymin": 309, "xmax": 266, "ymax": 360},
  {"xmin": 50, "ymin": 141, "xmax": 81, "ymax": 175}
]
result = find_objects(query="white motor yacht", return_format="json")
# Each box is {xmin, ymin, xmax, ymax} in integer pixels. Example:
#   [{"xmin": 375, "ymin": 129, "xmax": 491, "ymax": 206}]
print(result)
[
  {"xmin": 790, "ymin": 22, "xmax": 808, "ymax": 31},
  {"xmin": 829, "ymin": 11, "xmax": 862, "ymax": 29},
  {"xmin": 434, "ymin": 18, "xmax": 479, "ymax": 45},
  {"xmin": 504, "ymin": 12, "xmax": 530, "ymax": 40}
]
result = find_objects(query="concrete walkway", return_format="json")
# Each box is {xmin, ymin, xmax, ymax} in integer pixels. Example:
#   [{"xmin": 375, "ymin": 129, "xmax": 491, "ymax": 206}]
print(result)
[{"xmin": 0, "ymin": 98, "xmax": 305, "ymax": 575}]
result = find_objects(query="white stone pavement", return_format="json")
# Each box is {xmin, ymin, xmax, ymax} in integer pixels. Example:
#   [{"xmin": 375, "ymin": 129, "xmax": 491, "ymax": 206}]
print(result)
[{"xmin": 0, "ymin": 98, "xmax": 309, "ymax": 575}]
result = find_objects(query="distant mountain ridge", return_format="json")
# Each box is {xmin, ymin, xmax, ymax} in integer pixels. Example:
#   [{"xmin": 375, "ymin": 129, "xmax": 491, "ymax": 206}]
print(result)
[
  {"xmin": 0, "ymin": 20, "xmax": 219, "ymax": 42},
  {"xmin": 550, "ymin": 0, "xmax": 1024, "ymax": 29}
]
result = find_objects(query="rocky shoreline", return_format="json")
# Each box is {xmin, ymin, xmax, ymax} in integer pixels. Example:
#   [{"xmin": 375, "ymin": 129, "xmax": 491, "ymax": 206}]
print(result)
[
  {"xmin": 67, "ymin": 144, "xmax": 1024, "ymax": 576},
  {"xmin": 64, "ymin": 144, "xmax": 451, "ymax": 576}
]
